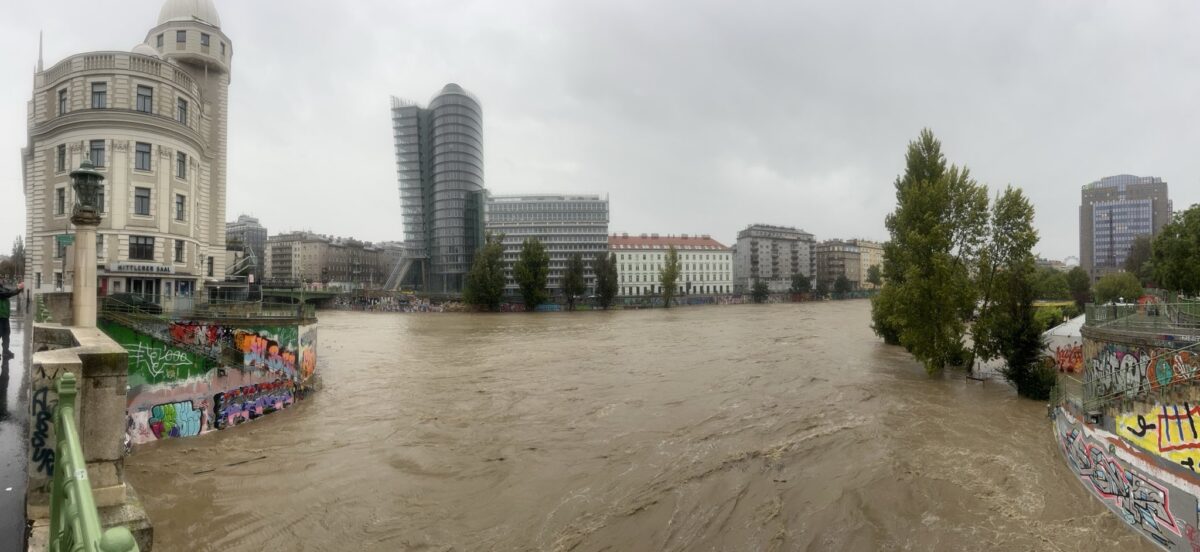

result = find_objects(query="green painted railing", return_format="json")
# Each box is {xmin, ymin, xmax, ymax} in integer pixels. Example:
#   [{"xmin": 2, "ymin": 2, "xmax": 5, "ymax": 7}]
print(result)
[{"xmin": 48, "ymin": 373, "xmax": 139, "ymax": 552}]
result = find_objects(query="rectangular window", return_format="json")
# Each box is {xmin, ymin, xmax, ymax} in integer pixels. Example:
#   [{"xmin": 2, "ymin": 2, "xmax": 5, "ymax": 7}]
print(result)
[
  {"xmin": 98, "ymin": 187, "xmax": 105, "ymax": 213},
  {"xmin": 207, "ymin": 256, "xmax": 214, "ymax": 277},
  {"xmin": 35, "ymin": 272, "xmax": 41, "ymax": 289},
  {"xmin": 201, "ymin": 33, "xmax": 210, "ymax": 47},
  {"xmin": 56, "ymin": 144, "xmax": 66, "ymax": 172},
  {"xmin": 55, "ymin": 239, "xmax": 66, "ymax": 259},
  {"xmin": 54, "ymin": 272, "xmax": 63, "ymax": 290},
  {"xmin": 134, "ymin": 187, "xmax": 151, "ymax": 216},
  {"xmin": 175, "ymin": 194, "xmax": 186, "ymax": 221},
  {"xmin": 97, "ymin": 234, "xmax": 105, "ymax": 259},
  {"xmin": 176, "ymin": 152, "xmax": 187, "ymax": 178},
  {"xmin": 176, "ymin": 30, "xmax": 186, "ymax": 43},
  {"xmin": 221, "ymin": 42, "xmax": 226, "ymax": 57},
  {"xmin": 135, "ymin": 142, "xmax": 152, "ymax": 170},
  {"xmin": 176, "ymin": 98, "xmax": 188, "ymax": 125},
  {"xmin": 89, "ymin": 139, "xmax": 105, "ymax": 167},
  {"xmin": 175, "ymin": 240, "xmax": 185, "ymax": 262},
  {"xmin": 130, "ymin": 236, "xmax": 155, "ymax": 260},
  {"xmin": 91, "ymin": 82, "xmax": 107, "ymax": 108},
  {"xmin": 136, "ymin": 85, "xmax": 153, "ymax": 113},
  {"xmin": 57, "ymin": 89, "xmax": 67, "ymax": 115},
  {"xmin": 156, "ymin": 34, "xmax": 163, "ymax": 47},
  {"xmin": 55, "ymin": 187, "xmax": 65, "ymax": 215}
]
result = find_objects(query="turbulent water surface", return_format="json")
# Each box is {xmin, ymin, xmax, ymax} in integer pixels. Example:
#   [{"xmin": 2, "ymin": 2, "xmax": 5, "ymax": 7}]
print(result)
[{"xmin": 125, "ymin": 300, "xmax": 1153, "ymax": 551}]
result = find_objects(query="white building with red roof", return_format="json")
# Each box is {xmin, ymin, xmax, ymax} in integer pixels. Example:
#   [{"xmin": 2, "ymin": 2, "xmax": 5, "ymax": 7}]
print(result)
[{"xmin": 608, "ymin": 233, "xmax": 733, "ymax": 298}]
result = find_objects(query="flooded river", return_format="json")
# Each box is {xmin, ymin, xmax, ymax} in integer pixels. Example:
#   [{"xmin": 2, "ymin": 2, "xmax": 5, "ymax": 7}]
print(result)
[{"xmin": 125, "ymin": 300, "xmax": 1153, "ymax": 551}]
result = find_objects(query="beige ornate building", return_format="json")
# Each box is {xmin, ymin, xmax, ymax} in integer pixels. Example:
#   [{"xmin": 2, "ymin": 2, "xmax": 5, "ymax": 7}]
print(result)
[
  {"xmin": 610, "ymin": 233, "xmax": 733, "ymax": 297},
  {"xmin": 22, "ymin": 0, "xmax": 231, "ymax": 301}
]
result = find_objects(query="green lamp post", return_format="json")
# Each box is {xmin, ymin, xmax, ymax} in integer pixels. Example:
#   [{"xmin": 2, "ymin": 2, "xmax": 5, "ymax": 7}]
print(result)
[
  {"xmin": 69, "ymin": 159, "xmax": 105, "ymax": 226},
  {"xmin": 69, "ymin": 159, "xmax": 105, "ymax": 326}
]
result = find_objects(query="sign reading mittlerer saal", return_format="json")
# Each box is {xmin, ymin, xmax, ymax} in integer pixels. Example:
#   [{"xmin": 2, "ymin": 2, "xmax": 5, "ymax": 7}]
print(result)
[{"xmin": 106, "ymin": 262, "xmax": 176, "ymax": 274}]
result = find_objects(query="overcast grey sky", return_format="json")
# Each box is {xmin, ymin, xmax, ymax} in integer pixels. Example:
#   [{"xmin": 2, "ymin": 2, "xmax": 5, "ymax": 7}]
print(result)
[{"xmin": 3, "ymin": 0, "xmax": 1198, "ymax": 260}]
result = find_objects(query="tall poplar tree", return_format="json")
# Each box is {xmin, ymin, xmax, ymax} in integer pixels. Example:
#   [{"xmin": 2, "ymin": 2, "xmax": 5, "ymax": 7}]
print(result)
[
  {"xmin": 463, "ymin": 233, "xmax": 506, "ymax": 311},
  {"xmin": 515, "ymin": 237, "xmax": 550, "ymax": 311},
  {"xmin": 970, "ymin": 186, "xmax": 1039, "ymax": 375},
  {"xmin": 593, "ymin": 252, "xmax": 619, "ymax": 309},
  {"xmin": 659, "ymin": 246, "xmax": 680, "ymax": 308},
  {"xmin": 563, "ymin": 253, "xmax": 586, "ymax": 310},
  {"xmin": 871, "ymin": 129, "xmax": 989, "ymax": 374}
]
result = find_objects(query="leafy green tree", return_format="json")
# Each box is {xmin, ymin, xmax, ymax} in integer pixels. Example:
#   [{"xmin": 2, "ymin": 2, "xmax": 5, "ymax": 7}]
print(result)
[
  {"xmin": 790, "ymin": 273, "xmax": 811, "ymax": 295},
  {"xmin": 970, "ymin": 186, "xmax": 1039, "ymax": 375},
  {"xmin": 834, "ymin": 275, "xmax": 853, "ymax": 296},
  {"xmin": 751, "ymin": 280, "xmax": 770, "ymax": 303},
  {"xmin": 1031, "ymin": 267, "xmax": 1070, "ymax": 300},
  {"xmin": 1094, "ymin": 272, "xmax": 1143, "ymax": 304},
  {"xmin": 871, "ymin": 285, "xmax": 902, "ymax": 344},
  {"xmin": 814, "ymin": 278, "xmax": 829, "ymax": 298},
  {"xmin": 871, "ymin": 129, "xmax": 989, "ymax": 374},
  {"xmin": 593, "ymin": 252, "xmax": 618, "ymax": 309},
  {"xmin": 1066, "ymin": 266, "xmax": 1091, "ymax": 310},
  {"xmin": 1152, "ymin": 204, "xmax": 1200, "ymax": 295},
  {"xmin": 866, "ymin": 264, "xmax": 882, "ymax": 287},
  {"xmin": 1124, "ymin": 234, "xmax": 1155, "ymax": 286},
  {"xmin": 563, "ymin": 253, "xmax": 587, "ymax": 311},
  {"xmin": 659, "ymin": 246, "xmax": 680, "ymax": 308},
  {"xmin": 463, "ymin": 233, "xmax": 506, "ymax": 311},
  {"xmin": 996, "ymin": 263, "xmax": 1055, "ymax": 400},
  {"xmin": 515, "ymin": 237, "xmax": 550, "ymax": 311}
]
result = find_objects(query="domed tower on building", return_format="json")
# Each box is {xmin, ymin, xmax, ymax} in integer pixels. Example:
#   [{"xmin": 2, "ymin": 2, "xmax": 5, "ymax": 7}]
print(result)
[{"xmin": 22, "ymin": 0, "xmax": 232, "ymax": 301}]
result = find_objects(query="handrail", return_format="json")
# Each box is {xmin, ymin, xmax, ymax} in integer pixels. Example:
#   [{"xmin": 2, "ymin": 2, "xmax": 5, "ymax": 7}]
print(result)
[{"xmin": 48, "ymin": 373, "xmax": 139, "ymax": 552}]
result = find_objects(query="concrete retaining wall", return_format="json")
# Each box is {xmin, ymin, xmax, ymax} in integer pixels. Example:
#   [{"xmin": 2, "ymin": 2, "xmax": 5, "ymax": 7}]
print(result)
[
  {"xmin": 98, "ymin": 318, "xmax": 318, "ymax": 447},
  {"xmin": 1055, "ymin": 327, "xmax": 1200, "ymax": 551}
]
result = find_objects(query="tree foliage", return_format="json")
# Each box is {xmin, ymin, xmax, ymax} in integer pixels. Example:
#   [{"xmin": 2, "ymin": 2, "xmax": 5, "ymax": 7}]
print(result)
[
  {"xmin": 1094, "ymin": 272, "xmax": 1143, "ymax": 304},
  {"xmin": 1124, "ymin": 234, "xmax": 1155, "ymax": 285},
  {"xmin": 463, "ymin": 233, "xmax": 506, "ymax": 311},
  {"xmin": 790, "ymin": 273, "xmax": 811, "ymax": 294},
  {"xmin": 970, "ymin": 186, "xmax": 1039, "ymax": 373},
  {"xmin": 593, "ymin": 252, "xmax": 618, "ymax": 309},
  {"xmin": 751, "ymin": 280, "xmax": 770, "ymax": 303},
  {"xmin": 834, "ymin": 275, "xmax": 853, "ymax": 296},
  {"xmin": 1032, "ymin": 267, "xmax": 1070, "ymax": 300},
  {"xmin": 996, "ymin": 264, "xmax": 1056, "ymax": 400},
  {"xmin": 563, "ymin": 253, "xmax": 587, "ymax": 311},
  {"xmin": 515, "ymin": 237, "xmax": 550, "ymax": 311},
  {"xmin": 659, "ymin": 246, "xmax": 680, "ymax": 308},
  {"xmin": 1152, "ymin": 204, "xmax": 1200, "ymax": 295},
  {"xmin": 1066, "ymin": 266, "xmax": 1091, "ymax": 310},
  {"xmin": 870, "ymin": 129, "xmax": 989, "ymax": 374},
  {"xmin": 866, "ymin": 264, "xmax": 882, "ymax": 287}
]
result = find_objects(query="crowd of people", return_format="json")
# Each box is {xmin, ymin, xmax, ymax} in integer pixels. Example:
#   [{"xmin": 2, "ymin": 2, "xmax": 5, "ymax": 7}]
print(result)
[{"xmin": 331, "ymin": 296, "xmax": 465, "ymax": 313}]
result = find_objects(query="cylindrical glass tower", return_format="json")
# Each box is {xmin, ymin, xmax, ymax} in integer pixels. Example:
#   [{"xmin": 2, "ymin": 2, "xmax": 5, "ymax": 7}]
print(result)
[{"xmin": 428, "ymin": 83, "xmax": 484, "ymax": 293}]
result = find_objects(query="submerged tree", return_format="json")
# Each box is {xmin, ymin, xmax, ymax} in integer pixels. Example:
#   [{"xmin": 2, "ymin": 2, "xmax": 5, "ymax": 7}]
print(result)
[
  {"xmin": 871, "ymin": 129, "xmax": 989, "ymax": 374},
  {"xmin": 563, "ymin": 253, "xmax": 586, "ymax": 311},
  {"xmin": 751, "ymin": 280, "xmax": 770, "ymax": 303},
  {"xmin": 833, "ymin": 275, "xmax": 853, "ymax": 297},
  {"xmin": 515, "ymin": 237, "xmax": 550, "ymax": 311},
  {"xmin": 593, "ymin": 252, "xmax": 618, "ymax": 309},
  {"xmin": 463, "ymin": 233, "xmax": 506, "ymax": 311},
  {"xmin": 790, "ymin": 273, "xmax": 811, "ymax": 295},
  {"xmin": 970, "ymin": 186, "xmax": 1039, "ymax": 378},
  {"xmin": 659, "ymin": 246, "xmax": 680, "ymax": 308}
]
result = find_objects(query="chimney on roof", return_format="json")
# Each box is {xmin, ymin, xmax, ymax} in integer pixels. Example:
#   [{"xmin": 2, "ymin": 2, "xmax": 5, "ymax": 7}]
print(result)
[
  {"xmin": 640, "ymin": 233, "xmax": 648, "ymax": 238},
  {"xmin": 651, "ymin": 233, "xmax": 659, "ymax": 239},
  {"xmin": 681, "ymin": 233, "xmax": 689, "ymax": 239}
]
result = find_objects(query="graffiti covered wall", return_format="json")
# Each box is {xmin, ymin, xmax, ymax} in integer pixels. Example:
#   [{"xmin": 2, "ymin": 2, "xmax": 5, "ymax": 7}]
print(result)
[
  {"xmin": 1083, "ymin": 338, "xmax": 1200, "ymax": 400},
  {"xmin": 1055, "ymin": 407, "xmax": 1200, "ymax": 550},
  {"xmin": 101, "ymin": 319, "xmax": 318, "ymax": 447}
]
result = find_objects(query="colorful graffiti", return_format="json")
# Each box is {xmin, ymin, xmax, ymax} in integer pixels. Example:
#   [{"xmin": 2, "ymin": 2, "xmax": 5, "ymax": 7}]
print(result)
[
  {"xmin": 213, "ymin": 380, "xmax": 295, "ymax": 430},
  {"xmin": 1054, "ymin": 344, "xmax": 1083, "ymax": 373},
  {"xmin": 1084, "ymin": 340, "xmax": 1200, "ymax": 399},
  {"xmin": 103, "ymin": 319, "xmax": 316, "ymax": 446},
  {"xmin": 1057, "ymin": 411, "xmax": 1184, "ymax": 548},
  {"xmin": 1118, "ymin": 403, "xmax": 1200, "ymax": 472}
]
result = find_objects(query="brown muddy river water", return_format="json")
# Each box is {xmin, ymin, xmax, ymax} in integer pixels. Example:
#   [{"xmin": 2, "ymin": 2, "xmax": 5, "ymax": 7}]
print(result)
[{"xmin": 125, "ymin": 300, "xmax": 1153, "ymax": 551}]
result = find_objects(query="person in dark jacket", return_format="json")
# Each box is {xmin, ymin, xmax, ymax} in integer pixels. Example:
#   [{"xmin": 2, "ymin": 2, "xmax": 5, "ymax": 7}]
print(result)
[{"xmin": 0, "ymin": 282, "xmax": 24, "ymax": 360}]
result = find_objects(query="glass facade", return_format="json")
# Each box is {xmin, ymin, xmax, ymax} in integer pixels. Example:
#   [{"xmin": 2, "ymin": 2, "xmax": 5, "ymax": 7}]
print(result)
[
  {"xmin": 391, "ymin": 84, "xmax": 486, "ymax": 294},
  {"xmin": 1080, "ymin": 175, "xmax": 1171, "ymax": 282},
  {"xmin": 485, "ymin": 195, "xmax": 610, "ymax": 296}
]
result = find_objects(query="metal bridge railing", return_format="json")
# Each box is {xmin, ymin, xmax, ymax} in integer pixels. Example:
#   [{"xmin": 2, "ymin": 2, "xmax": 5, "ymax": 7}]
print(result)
[{"xmin": 48, "ymin": 373, "xmax": 139, "ymax": 552}]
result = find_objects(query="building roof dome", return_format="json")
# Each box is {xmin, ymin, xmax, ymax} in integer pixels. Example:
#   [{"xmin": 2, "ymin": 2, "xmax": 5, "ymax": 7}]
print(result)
[
  {"xmin": 158, "ymin": 0, "xmax": 221, "ymax": 28},
  {"xmin": 131, "ymin": 43, "xmax": 161, "ymax": 58}
]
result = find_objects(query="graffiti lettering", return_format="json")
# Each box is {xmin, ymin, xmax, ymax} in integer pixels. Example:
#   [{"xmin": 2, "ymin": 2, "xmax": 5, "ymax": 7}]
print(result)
[
  {"xmin": 149, "ymin": 400, "xmax": 203, "ymax": 439},
  {"xmin": 1054, "ymin": 344, "xmax": 1083, "ymax": 373},
  {"xmin": 30, "ymin": 387, "xmax": 55, "ymax": 475},
  {"xmin": 213, "ymin": 380, "xmax": 295, "ymax": 430},
  {"xmin": 1085, "ymin": 343, "xmax": 1199, "ymax": 399},
  {"xmin": 1060, "ymin": 421, "xmax": 1180, "ymax": 547},
  {"xmin": 1126, "ymin": 415, "xmax": 1157, "ymax": 438}
]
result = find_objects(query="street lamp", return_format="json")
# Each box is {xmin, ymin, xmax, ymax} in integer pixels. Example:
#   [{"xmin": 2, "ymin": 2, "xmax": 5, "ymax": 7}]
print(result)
[{"xmin": 68, "ymin": 160, "xmax": 105, "ymax": 327}]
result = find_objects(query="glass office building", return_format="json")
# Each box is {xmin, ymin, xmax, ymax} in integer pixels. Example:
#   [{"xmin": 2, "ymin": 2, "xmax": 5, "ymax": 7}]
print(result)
[
  {"xmin": 485, "ymin": 195, "xmax": 610, "ymax": 297},
  {"xmin": 1079, "ymin": 175, "xmax": 1171, "ymax": 283},
  {"xmin": 391, "ymin": 84, "xmax": 485, "ymax": 294}
]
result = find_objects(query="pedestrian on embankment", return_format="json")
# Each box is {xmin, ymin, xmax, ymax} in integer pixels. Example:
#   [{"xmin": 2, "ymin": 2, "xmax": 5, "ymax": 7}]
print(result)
[{"xmin": 0, "ymin": 282, "xmax": 24, "ymax": 360}]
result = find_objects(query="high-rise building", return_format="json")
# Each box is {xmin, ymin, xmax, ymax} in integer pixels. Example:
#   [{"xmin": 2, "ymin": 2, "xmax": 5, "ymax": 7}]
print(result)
[
  {"xmin": 1080, "ymin": 175, "xmax": 1172, "ymax": 283},
  {"xmin": 610, "ymin": 234, "xmax": 733, "ymax": 298},
  {"xmin": 22, "ymin": 0, "xmax": 232, "ymax": 299},
  {"xmin": 226, "ymin": 214, "xmax": 266, "ymax": 283},
  {"xmin": 390, "ymin": 84, "xmax": 486, "ymax": 294},
  {"xmin": 733, "ymin": 224, "xmax": 815, "ymax": 293},
  {"xmin": 485, "ymin": 194, "xmax": 609, "ymax": 298}
]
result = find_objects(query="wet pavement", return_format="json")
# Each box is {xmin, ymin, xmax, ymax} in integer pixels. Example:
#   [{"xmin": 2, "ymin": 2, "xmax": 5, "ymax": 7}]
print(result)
[
  {"xmin": 124, "ymin": 301, "xmax": 1155, "ymax": 551},
  {"xmin": 0, "ymin": 314, "xmax": 28, "ymax": 550}
]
